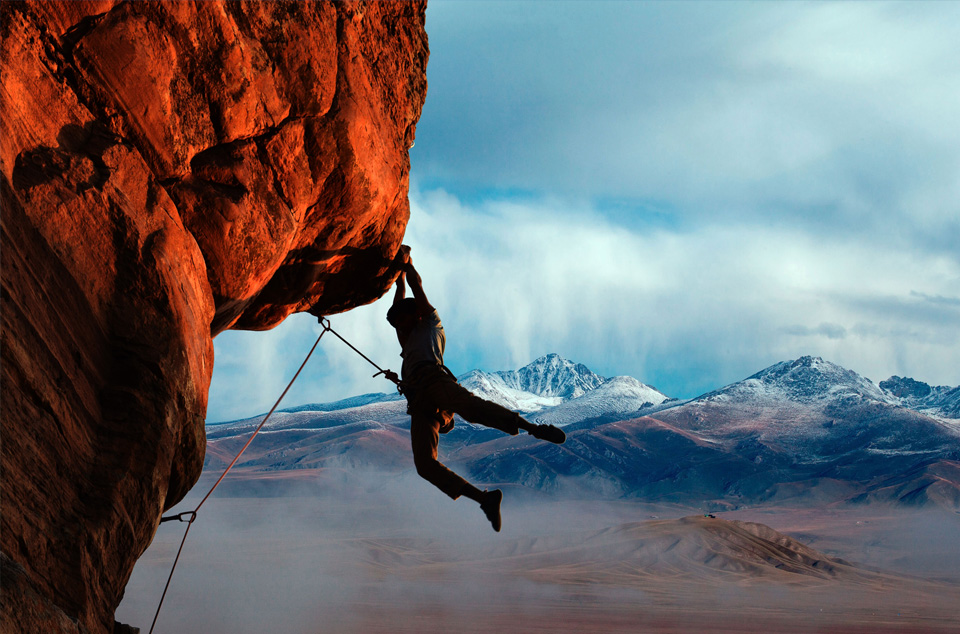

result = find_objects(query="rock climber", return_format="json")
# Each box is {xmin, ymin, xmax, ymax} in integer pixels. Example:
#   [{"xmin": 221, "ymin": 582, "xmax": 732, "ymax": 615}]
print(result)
[{"xmin": 383, "ymin": 246, "xmax": 566, "ymax": 532}]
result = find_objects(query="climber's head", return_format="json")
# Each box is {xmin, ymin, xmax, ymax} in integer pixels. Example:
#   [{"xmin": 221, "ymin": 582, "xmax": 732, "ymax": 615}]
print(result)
[{"xmin": 386, "ymin": 298, "xmax": 419, "ymax": 330}]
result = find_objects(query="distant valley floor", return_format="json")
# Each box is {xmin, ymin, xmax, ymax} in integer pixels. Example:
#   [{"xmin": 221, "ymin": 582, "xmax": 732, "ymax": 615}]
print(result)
[{"xmin": 118, "ymin": 470, "xmax": 960, "ymax": 633}]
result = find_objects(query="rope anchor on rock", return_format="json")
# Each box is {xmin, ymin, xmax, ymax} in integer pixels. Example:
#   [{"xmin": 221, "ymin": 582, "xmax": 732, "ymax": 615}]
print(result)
[{"xmin": 159, "ymin": 511, "xmax": 196, "ymax": 524}]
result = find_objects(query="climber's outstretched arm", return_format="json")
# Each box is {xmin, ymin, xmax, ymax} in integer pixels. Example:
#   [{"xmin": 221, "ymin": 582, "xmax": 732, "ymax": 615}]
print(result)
[
  {"xmin": 392, "ymin": 244, "xmax": 411, "ymax": 306},
  {"xmin": 404, "ymin": 256, "xmax": 434, "ymax": 317},
  {"xmin": 393, "ymin": 269, "xmax": 406, "ymax": 305}
]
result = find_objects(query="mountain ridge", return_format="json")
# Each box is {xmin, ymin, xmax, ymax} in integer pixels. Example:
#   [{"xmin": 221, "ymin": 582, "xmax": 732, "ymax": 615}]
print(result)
[
  {"xmin": 492, "ymin": 353, "xmax": 606, "ymax": 398},
  {"xmin": 204, "ymin": 354, "xmax": 960, "ymax": 510},
  {"xmin": 213, "ymin": 353, "xmax": 957, "ymax": 429}
]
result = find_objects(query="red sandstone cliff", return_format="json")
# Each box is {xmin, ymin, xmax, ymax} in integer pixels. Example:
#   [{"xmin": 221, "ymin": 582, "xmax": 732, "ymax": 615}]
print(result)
[{"xmin": 0, "ymin": 2, "xmax": 428, "ymax": 632}]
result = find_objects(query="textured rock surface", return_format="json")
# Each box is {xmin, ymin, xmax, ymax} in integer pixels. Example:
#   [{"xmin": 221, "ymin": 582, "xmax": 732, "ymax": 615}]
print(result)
[{"xmin": 0, "ymin": 1, "xmax": 427, "ymax": 632}]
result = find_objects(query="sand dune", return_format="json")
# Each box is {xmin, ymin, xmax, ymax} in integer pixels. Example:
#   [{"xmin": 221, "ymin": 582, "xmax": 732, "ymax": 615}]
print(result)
[
  {"xmin": 119, "ymin": 486, "xmax": 960, "ymax": 634},
  {"xmin": 346, "ymin": 514, "xmax": 958, "ymax": 633},
  {"xmin": 356, "ymin": 515, "xmax": 895, "ymax": 588}
]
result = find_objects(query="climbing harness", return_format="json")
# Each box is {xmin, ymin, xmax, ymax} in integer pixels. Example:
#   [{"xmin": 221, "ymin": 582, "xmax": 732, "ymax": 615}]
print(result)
[{"xmin": 148, "ymin": 317, "xmax": 398, "ymax": 633}]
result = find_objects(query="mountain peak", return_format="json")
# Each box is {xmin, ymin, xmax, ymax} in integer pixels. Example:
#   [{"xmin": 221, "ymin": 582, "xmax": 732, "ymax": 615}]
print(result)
[
  {"xmin": 879, "ymin": 376, "xmax": 932, "ymax": 399},
  {"xmin": 499, "ymin": 354, "xmax": 606, "ymax": 398},
  {"xmin": 791, "ymin": 355, "xmax": 824, "ymax": 368},
  {"xmin": 717, "ymin": 356, "xmax": 887, "ymax": 404},
  {"xmin": 880, "ymin": 376, "xmax": 960, "ymax": 419}
]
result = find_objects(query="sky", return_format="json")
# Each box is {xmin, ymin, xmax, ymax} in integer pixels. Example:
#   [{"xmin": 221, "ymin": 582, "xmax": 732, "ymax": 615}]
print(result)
[{"xmin": 207, "ymin": 0, "xmax": 960, "ymax": 423}]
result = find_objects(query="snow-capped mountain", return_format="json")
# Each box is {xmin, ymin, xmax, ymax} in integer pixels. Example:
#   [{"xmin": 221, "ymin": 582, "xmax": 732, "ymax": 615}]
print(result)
[
  {"xmin": 650, "ymin": 356, "xmax": 959, "ymax": 456},
  {"xmin": 207, "ymin": 354, "xmax": 649, "ymax": 441},
  {"xmin": 457, "ymin": 353, "xmax": 668, "ymax": 421},
  {"xmin": 206, "ymin": 395, "xmax": 408, "ymax": 441},
  {"xmin": 204, "ymin": 355, "xmax": 960, "ymax": 510},
  {"xmin": 694, "ymin": 356, "xmax": 960, "ymax": 424},
  {"xmin": 491, "ymin": 353, "xmax": 606, "ymax": 399},
  {"xmin": 464, "ymin": 356, "xmax": 960, "ymax": 508},
  {"xmin": 457, "ymin": 353, "xmax": 604, "ymax": 413},
  {"xmin": 532, "ymin": 376, "xmax": 672, "ymax": 427},
  {"xmin": 699, "ymin": 356, "xmax": 891, "ymax": 406},
  {"xmin": 456, "ymin": 369, "xmax": 566, "ymax": 412},
  {"xmin": 661, "ymin": 356, "xmax": 894, "ymax": 446}
]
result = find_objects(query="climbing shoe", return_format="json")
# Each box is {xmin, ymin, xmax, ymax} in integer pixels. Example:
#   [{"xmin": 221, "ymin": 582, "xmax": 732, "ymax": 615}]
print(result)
[
  {"xmin": 529, "ymin": 423, "xmax": 566, "ymax": 444},
  {"xmin": 480, "ymin": 489, "xmax": 503, "ymax": 532}
]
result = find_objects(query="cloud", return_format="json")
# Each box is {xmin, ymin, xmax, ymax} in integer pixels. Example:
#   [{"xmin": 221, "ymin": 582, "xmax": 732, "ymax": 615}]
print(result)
[
  {"xmin": 402, "ymin": 189, "xmax": 960, "ymax": 394},
  {"xmin": 911, "ymin": 291, "xmax": 960, "ymax": 308},
  {"xmin": 205, "ymin": 2, "xmax": 960, "ymax": 423},
  {"xmin": 415, "ymin": 1, "xmax": 960, "ymax": 257},
  {"xmin": 781, "ymin": 323, "xmax": 848, "ymax": 340},
  {"xmin": 207, "ymin": 184, "xmax": 959, "ymax": 422}
]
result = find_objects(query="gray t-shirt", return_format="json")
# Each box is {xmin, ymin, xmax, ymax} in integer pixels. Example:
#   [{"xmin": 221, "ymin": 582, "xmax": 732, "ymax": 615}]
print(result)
[{"xmin": 400, "ymin": 309, "xmax": 446, "ymax": 381}]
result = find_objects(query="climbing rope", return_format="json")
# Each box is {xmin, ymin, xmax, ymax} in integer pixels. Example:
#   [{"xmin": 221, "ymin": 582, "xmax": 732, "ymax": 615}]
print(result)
[
  {"xmin": 320, "ymin": 317, "xmax": 401, "ymax": 389},
  {"xmin": 148, "ymin": 317, "xmax": 399, "ymax": 633}
]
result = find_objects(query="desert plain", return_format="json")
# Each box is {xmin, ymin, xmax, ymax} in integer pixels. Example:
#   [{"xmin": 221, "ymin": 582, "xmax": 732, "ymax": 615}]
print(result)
[{"xmin": 117, "ymin": 468, "xmax": 960, "ymax": 633}]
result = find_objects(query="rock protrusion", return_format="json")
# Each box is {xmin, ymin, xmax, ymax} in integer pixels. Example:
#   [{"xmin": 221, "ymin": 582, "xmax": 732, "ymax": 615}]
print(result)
[{"xmin": 0, "ymin": 2, "xmax": 428, "ymax": 632}]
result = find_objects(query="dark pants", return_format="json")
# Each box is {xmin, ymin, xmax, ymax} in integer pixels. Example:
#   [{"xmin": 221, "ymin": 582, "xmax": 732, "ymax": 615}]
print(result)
[{"xmin": 409, "ymin": 378, "xmax": 521, "ymax": 499}]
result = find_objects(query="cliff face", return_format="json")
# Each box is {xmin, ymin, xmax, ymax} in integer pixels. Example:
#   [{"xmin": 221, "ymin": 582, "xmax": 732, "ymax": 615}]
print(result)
[{"xmin": 0, "ymin": 2, "xmax": 428, "ymax": 632}]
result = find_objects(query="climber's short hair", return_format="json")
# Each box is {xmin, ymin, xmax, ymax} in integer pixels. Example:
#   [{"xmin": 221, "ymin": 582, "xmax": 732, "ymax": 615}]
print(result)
[{"xmin": 386, "ymin": 298, "xmax": 418, "ymax": 327}]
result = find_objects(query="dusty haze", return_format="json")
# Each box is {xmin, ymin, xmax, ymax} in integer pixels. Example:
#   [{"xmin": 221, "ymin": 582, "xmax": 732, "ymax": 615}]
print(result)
[{"xmin": 118, "ymin": 468, "xmax": 960, "ymax": 633}]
